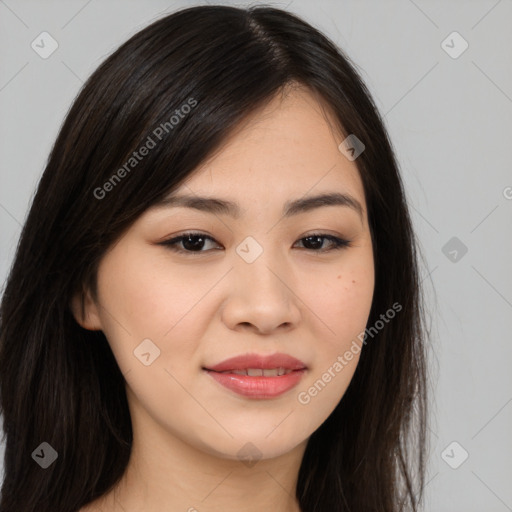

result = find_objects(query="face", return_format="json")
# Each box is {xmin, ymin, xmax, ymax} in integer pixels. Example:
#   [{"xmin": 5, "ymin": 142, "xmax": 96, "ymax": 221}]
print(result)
[{"xmin": 73, "ymin": 86, "xmax": 375, "ymax": 462}]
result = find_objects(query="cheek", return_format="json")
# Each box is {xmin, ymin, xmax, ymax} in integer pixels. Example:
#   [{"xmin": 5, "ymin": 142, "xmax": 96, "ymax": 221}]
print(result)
[
  {"xmin": 95, "ymin": 248, "xmax": 230, "ymax": 384},
  {"xmin": 295, "ymin": 268, "xmax": 373, "ymax": 425},
  {"xmin": 307, "ymin": 256, "xmax": 375, "ymax": 346},
  {"xmin": 97, "ymin": 249, "xmax": 212, "ymax": 340},
  {"xmin": 338, "ymin": 272, "xmax": 374, "ymax": 334}
]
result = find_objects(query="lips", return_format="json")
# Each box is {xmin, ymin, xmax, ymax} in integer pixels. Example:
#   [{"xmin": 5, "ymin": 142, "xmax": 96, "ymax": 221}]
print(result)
[
  {"xmin": 203, "ymin": 353, "xmax": 307, "ymax": 399},
  {"xmin": 204, "ymin": 353, "xmax": 307, "ymax": 373}
]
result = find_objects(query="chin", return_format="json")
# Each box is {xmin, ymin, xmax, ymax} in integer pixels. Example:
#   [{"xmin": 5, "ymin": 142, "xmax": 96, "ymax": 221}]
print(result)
[{"xmin": 197, "ymin": 431, "xmax": 306, "ymax": 464}]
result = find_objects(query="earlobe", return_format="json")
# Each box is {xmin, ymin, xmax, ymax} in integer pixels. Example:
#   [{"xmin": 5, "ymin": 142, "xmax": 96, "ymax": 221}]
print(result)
[{"xmin": 70, "ymin": 289, "xmax": 103, "ymax": 331}]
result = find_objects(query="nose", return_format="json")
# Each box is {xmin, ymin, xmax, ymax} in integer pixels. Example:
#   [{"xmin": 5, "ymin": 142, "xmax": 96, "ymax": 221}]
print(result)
[{"xmin": 220, "ymin": 246, "xmax": 301, "ymax": 335}]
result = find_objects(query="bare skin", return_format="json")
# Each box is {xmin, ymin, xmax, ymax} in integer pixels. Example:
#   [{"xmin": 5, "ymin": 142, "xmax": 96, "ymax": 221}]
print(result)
[{"xmin": 74, "ymin": 84, "xmax": 375, "ymax": 512}]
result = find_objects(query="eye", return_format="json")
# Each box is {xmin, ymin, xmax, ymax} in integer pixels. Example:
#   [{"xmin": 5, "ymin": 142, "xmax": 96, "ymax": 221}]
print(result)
[
  {"xmin": 159, "ymin": 232, "xmax": 221, "ymax": 254},
  {"xmin": 158, "ymin": 232, "xmax": 351, "ymax": 255},
  {"xmin": 294, "ymin": 233, "xmax": 351, "ymax": 251}
]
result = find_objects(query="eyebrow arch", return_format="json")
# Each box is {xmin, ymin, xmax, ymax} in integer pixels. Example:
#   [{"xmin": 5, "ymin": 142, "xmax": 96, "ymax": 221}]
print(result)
[{"xmin": 153, "ymin": 192, "xmax": 364, "ymax": 220}]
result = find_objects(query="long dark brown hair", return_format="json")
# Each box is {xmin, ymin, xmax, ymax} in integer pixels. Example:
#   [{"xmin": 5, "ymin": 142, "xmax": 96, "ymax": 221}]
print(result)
[{"xmin": 0, "ymin": 4, "xmax": 429, "ymax": 511}]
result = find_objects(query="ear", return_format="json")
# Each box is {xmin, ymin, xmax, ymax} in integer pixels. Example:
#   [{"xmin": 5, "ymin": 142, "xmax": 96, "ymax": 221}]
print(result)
[{"xmin": 70, "ymin": 287, "xmax": 103, "ymax": 331}]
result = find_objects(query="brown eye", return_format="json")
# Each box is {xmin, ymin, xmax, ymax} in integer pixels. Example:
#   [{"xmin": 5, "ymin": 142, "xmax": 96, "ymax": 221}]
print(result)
[
  {"xmin": 294, "ymin": 234, "xmax": 351, "ymax": 252},
  {"xmin": 159, "ymin": 232, "xmax": 221, "ymax": 254}
]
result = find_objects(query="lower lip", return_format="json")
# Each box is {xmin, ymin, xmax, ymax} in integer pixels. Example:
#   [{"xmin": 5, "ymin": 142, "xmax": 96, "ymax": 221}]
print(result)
[{"xmin": 204, "ymin": 369, "xmax": 306, "ymax": 398}]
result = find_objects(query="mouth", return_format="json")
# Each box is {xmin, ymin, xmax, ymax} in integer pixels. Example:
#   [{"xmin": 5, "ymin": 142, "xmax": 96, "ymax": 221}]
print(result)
[
  {"xmin": 211, "ymin": 367, "xmax": 297, "ymax": 377},
  {"xmin": 202, "ymin": 353, "xmax": 307, "ymax": 399},
  {"xmin": 203, "ymin": 352, "xmax": 307, "ymax": 373}
]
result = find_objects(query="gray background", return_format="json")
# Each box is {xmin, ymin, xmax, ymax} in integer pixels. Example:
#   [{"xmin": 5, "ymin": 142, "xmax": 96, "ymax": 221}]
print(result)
[{"xmin": 1, "ymin": 0, "xmax": 511, "ymax": 510}]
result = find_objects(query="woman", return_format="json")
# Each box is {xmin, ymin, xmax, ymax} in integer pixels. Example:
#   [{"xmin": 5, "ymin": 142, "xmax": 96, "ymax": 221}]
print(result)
[{"xmin": 0, "ymin": 5, "xmax": 429, "ymax": 511}]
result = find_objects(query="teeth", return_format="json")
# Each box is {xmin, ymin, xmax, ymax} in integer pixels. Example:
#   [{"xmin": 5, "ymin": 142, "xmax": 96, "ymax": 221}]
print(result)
[{"xmin": 220, "ymin": 367, "xmax": 292, "ymax": 377}]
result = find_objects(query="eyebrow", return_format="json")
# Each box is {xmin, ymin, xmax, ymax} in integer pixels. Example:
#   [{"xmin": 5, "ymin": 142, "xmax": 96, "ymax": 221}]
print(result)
[{"xmin": 153, "ymin": 191, "xmax": 364, "ymax": 220}]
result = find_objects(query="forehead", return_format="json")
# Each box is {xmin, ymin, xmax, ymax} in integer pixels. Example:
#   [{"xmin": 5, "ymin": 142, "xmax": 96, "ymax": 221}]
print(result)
[{"xmin": 169, "ymin": 86, "xmax": 366, "ymax": 215}]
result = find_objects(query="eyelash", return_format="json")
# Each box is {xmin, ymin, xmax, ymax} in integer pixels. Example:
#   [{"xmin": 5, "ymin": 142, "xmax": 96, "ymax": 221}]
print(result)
[{"xmin": 159, "ymin": 232, "xmax": 351, "ymax": 255}]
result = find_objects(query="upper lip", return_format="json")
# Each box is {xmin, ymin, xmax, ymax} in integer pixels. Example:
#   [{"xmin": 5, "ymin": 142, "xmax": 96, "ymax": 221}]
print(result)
[{"xmin": 204, "ymin": 353, "xmax": 307, "ymax": 372}]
